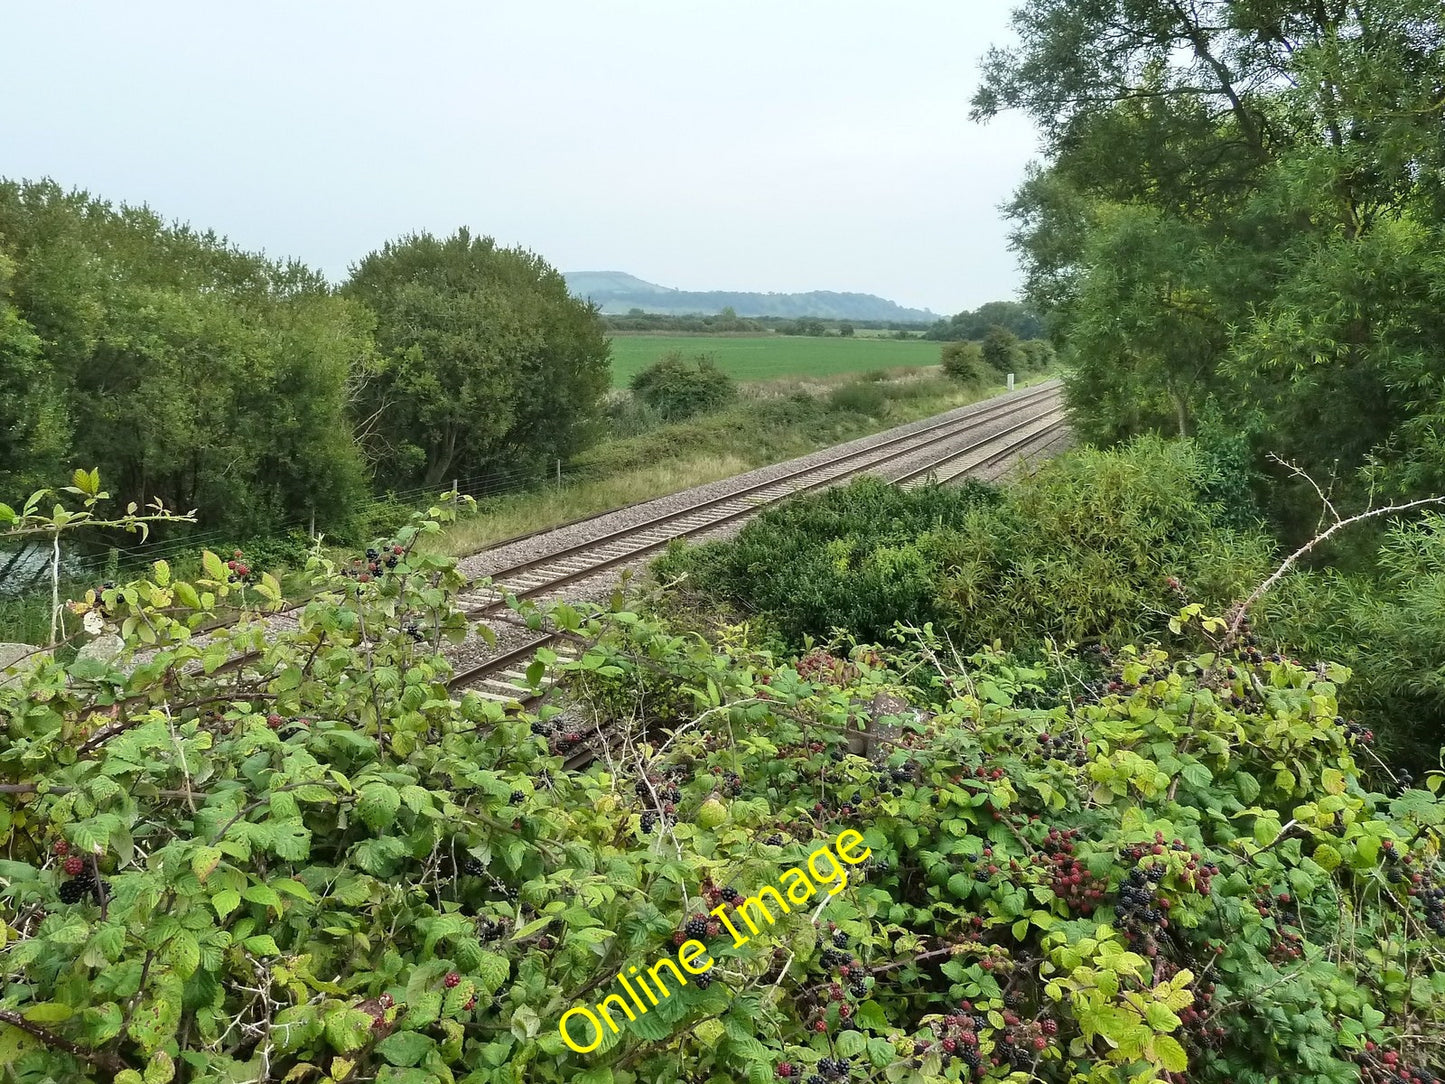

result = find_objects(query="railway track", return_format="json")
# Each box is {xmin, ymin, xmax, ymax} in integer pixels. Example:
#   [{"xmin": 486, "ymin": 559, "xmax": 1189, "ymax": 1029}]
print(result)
[
  {"xmin": 455, "ymin": 382, "xmax": 1062, "ymax": 619},
  {"xmin": 448, "ymin": 386, "xmax": 1068, "ymax": 710},
  {"xmin": 109, "ymin": 382, "xmax": 1063, "ymax": 718}
]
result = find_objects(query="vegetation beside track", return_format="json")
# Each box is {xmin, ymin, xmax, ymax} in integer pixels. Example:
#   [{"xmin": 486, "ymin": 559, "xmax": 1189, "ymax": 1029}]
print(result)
[{"xmin": 4, "ymin": 481, "xmax": 1442, "ymax": 1084}]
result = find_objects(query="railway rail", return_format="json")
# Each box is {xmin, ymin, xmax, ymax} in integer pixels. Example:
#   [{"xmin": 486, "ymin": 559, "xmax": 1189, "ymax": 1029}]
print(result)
[
  {"xmin": 105, "ymin": 381, "xmax": 1065, "ymax": 721},
  {"xmin": 447, "ymin": 388, "xmax": 1068, "ymax": 712}
]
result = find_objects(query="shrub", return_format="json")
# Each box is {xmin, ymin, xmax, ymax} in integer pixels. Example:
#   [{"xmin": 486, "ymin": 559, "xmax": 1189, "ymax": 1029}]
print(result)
[
  {"xmin": 980, "ymin": 324, "xmax": 1021, "ymax": 373},
  {"xmin": 628, "ymin": 351, "xmax": 737, "ymax": 421},
  {"xmin": 3, "ymin": 478, "xmax": 1443, "ymax": 1083},
  {"xmin": 657, "ymin": 437, "xmax": 1275, "ymax": 651},
  {"xmin": 940, "ymin": 341, "xmax": 997, "ymax": 385},
  {"xmin": 1264, "ymin": 513, "xmax": 1445, "ymax": 764},
  {"xmin": 1018, "ymin": 338, "xmax": 1056, "ymax": 372},
  {"xmin": 826, "ymin": 381, "xmax": 887, "ymax": 416}
]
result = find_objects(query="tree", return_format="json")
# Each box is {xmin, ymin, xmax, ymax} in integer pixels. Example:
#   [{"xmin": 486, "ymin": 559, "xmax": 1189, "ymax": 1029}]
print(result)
[
  {"xmin": 979, "ymin": 325, "xmax": 1020, "ymax": 374},
  {"xmin": 972, "ymin": 0, "xmax": 1445, "ymax": 527},
  {"xmin": 939, "ymin": 341, "xmax": 991, "ymax": 384},
  {"xmin": 838, "ymin": 321, "xmax": 855, "ymax": 338},
  {"xmin": 0, "ymin": 179, "xmax": 370, "ymax": 536},
  {"xmin": 344, "ymin": 229, "xmax": 611, "ymax": 487},
  {"xmin": 0, "ymin": 250, "xmax": 63, "ymax": 495},
  {"xmin": 924, "ymin": 301, "xmax": 1042, "ymax": 342}
]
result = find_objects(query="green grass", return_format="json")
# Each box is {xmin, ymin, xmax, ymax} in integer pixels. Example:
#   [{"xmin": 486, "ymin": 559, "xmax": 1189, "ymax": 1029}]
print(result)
[
  {"xmin": 432, "ymin": 367, "xmax": 1060, "ymax": 560},
  {"xmin": 607, "ymin": 334, "xmax": 942, "ymax": 387}
]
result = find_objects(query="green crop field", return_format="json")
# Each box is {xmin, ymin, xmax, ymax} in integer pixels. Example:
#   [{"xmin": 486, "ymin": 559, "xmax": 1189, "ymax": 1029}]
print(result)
[{"xmin": 606, "ymin": 334, "xmax": 941, "ymax": 387}]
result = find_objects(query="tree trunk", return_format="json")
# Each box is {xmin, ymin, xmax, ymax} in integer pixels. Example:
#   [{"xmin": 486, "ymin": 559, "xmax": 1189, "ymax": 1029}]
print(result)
[{"xmin": 423, "ymin": 427, "xmax": 459, "ymax": 487}]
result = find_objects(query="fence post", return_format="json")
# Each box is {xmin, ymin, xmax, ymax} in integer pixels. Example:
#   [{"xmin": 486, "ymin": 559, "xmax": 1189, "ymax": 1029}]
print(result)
[
  {"xmin": 1007, "ymin": 373, "xmax": 1015, "ymax": 392},
  {"xmin": 452, "ymin": 478, "xmax": 459, "ymax": 501},
  {"xmin": 556, "ymin": 458, "xmax": 562, "ymax": 493},
  {"xmin": 309, "ymin": 508, "xmax": 315, "ymax": 540}
]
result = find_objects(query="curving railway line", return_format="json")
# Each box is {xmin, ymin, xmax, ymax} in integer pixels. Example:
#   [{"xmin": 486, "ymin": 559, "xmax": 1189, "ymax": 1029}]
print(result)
[
  {"xmin": 446, "ymin": 380, "xmax": 1068, "ymax": 708},
  {"xmin": 113, "ymin": 381, "xmax": 1066, "ymax": 721}
]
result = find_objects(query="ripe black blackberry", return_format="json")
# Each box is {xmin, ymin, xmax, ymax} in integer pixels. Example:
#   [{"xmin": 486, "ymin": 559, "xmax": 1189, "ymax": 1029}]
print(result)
[
  {"xmin": 640, "ymin": 811, "xmax": 658, "ymax": 833},
  {"xmin": 693, "ymin": 970, "xmax": 713, "ymax": 989},
  {"xmin": 765, "ymin": 833, "xmax": 784, "ymax": 845},
  {"xmin": 58, "ymin": 873, "xmax": 100, "ymax": 904},
  {"xmin": 510, "ymin": 790, "xmax": 525, "ymax": 805},
  {"xmin": 832, "ymin": 930, "xmax": 848, "ymax": 948},
  {"xmin": 463, "ymin": 857, "xmax": 484, "ymax": 876},
  {"xmin": 685, "ymin": 914, "xmax": 708, "ymax": 939},
  {"xmin": 720, "ymin": 885, "xmax": 739, "ymax": 903},
  {"xmin": 849, "ymin": 979, "xmax": 868, "ymax": 998}
]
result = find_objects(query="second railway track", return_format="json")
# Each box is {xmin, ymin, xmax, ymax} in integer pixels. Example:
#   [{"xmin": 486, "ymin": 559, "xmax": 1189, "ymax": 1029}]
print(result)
[{"xmin": 449, "ymin": 384, "xmax": 1068, "ymax": 710}]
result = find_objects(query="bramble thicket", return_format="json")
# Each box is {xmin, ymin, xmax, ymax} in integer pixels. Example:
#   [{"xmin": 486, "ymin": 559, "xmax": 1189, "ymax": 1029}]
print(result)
[{"xmin": 3, "ymin": 480, "xmax": 1445, "ymax": 1084}]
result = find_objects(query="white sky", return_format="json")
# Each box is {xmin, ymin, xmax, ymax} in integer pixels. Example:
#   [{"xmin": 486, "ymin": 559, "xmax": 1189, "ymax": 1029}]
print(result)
[{"xmin": 0, "ymin": 1, "xmax": 1040, "ymax": 315}]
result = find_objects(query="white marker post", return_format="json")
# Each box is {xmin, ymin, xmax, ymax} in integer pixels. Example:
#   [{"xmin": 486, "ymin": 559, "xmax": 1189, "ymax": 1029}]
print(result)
[{"xmin": 1007, "ymin": 373, "xmax": 1015, "ymax": 391}]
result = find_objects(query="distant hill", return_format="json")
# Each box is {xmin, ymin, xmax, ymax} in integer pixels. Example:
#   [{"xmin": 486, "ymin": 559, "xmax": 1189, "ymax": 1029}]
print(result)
[{"xmin": 564, "ymin": 271, "xmax": 937, "ymax": 323}]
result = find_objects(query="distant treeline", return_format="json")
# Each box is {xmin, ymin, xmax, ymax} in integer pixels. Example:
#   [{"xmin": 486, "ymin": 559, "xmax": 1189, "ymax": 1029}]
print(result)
[
  {"xmin": 921, "ymin": 301, "xmax": 1044, "ymax": 342},
  {"xmin": 0, "ymin": 179, "xmax": 609, "ymax": 542},
  {"xmin": 602, "ymin": 309, "xmax": 929, "ymax": 338},
  {"xmin": 603, "ymin": 303, "xmax": 1046, "ymax": 341}
]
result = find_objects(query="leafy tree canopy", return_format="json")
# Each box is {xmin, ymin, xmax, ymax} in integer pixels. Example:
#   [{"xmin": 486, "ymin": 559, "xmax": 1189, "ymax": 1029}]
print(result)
[
  {"xmin": 0, "ymin": 179, "xmax": 371, "ymax": 535},
  {"xmin": 344, "ymin": 229, "xmax": 611, "ymax": 488},
  {"xmin": 974, "ymin": 0, "xmax": 1445, "ymax": 530}
]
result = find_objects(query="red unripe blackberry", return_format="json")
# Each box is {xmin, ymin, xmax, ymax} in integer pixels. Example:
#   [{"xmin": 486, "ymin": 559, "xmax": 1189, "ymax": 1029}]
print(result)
[
  {"xmin": 1033, "ymin": 1037, "xmax": 1047, "ymax": 1051},
  {"xmin": 814, "ymin": 1020, "xmax": 827, "ymax": 1032},
  {"xmin": 443, "ymin": 972, "xmax": 461, "ymax": 989},
  {"xmin": 776, "ymin": 1065, "xmax": 793, "ymax": 1079},
  {"xmin": 463, "ymin": 996, "xmax": 477, "ymax": 1010},
  {"xmin": 52, "ymin": 840, "xmax": 69, "ymax": 856},
  {"xmin": 1041, "ymin": 1019, "xmax": 1058, "ymax": 1036},
  {"xmin": 63, "ymin": 856, "xmax": 85, "ymax": 876},
  {"xmin": 673, "ymin": 931, "xmax": 688, "ymax": 946},
  {"xmin": 267, "ymin": 713, "xmax": 284, "ymax": 728},
  {"xmin": 943, "ymin": 1038, "xmax": 957, "ymax": 1052},
  {"xmin": 379, "ymin": 993, "xmax": 394, "ymax": 1009},
  {"xmin": 393, "ymin": 545, "xmax": 404, "ymax": 555}
]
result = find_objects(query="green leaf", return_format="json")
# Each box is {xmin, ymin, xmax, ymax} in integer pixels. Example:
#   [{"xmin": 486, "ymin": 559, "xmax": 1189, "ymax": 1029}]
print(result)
[
  {"xmin": 357, "ymin": 782, "xmax": 402, "ymax": 831},
  {"xmin": 836, "ymin": 1029, "xmax": 867, "ymax": 1057},
  {"xmin": 1154, "ymin": 1034, "xmax": 1188, "ymax": 1072},
  {"xmin": 1179, "ymin": 762, "xmax": 1211, "ymax": 788},
  {"xmin": 324, "ymin": 1008, "xmax": 376, "ymax": 1053},
  {"xmin": 376, "ymin": 1031, "xmax": 435, "ymax": 1067},
  {"xmin": 166, "ymin": 930, "xmax": 200, "ymax": 980},
  {"xmin": 475, "ymin": 953, "xmax": 509, "ymax": 995},
  {"xmin": 1234, "ymin": 771, "xmax": 1260, "ymax": 804},
  {"xmin": 22, "ymin": 1002, "xmax": 74, "ymax": 1024},
  {"xmin": 191, "ymin": 846, "xmax": 222, "ymax": 885},
  {"xmin": 242, "ymin": 883, "xmax": 283, "ymax": 910},
  {"xmin": 404, "ymin": 992, "xmax": 443, "ymax": 1028},
  {"xmin": 144, "ymin": 1049, "xmax": 175, "ymax": 1084},
  {"xmin": 201, "ymin": 551, "xmax": 226, "ymax": 582},
  {"xmin": 212, "ymin": 889, "xmax": 242, "ymax": 920},
  {"xmin": 243, "ymin": 934, "xmax": 280, "ymax": 956}
]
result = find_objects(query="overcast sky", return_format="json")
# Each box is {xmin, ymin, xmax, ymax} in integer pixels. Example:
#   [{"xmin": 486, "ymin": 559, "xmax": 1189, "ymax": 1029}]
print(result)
[{"xmin": 2, "ymin": 1, "xmax": 1039, "ymax": 315}]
